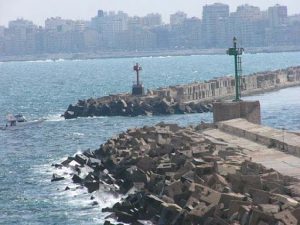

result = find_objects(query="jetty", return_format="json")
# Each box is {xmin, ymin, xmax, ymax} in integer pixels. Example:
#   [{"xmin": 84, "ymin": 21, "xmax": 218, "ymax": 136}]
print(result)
[{"xmin": 63, "ymin": 65, "xmax": 300, "ymax": 119}]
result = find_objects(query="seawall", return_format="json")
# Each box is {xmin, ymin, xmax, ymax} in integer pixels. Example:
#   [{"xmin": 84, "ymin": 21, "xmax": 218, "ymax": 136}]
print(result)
[
  {"xmin": 154, "ymin": 66, "xmax": 300, "ymax": 103},
  {"xmin": 64, "ymin": 66, "xmax": 300, "ymax": 119}
]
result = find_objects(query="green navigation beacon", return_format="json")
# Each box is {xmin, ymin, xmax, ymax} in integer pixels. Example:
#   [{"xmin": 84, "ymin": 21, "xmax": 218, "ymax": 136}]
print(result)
[{"xmin": 227, "ymin": 37, "xmax": 244, "ymax": 101}]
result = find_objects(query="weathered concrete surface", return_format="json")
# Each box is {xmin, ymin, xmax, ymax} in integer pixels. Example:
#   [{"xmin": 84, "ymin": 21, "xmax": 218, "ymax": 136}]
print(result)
[
  {"xmin": 203, "ymin": 119, "xmax": 300, "ymax": 179},
  {"xmin": 218, "ymin": 118, "xmax": 300, "ymax": 156},
  {"xmin": 155, "ymin": 66, "xmax": 300, "ymax": 103},
  {"xmin": 213, "ymin": 101, "xmax": 261, "ymax": 124}
]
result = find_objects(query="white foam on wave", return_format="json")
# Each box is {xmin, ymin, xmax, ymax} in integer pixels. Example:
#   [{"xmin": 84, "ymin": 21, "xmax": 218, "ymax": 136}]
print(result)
[
  {"xmin": 32, "ymin": 160, "xmax": 126, "ymax": 223},
  {"xmin": 72, "ymin": 132, "xmax": 85, "ymax": 137},
  {"xmin": 44, "ymin": 114, "xmax": 65, "ymax": 122},
  {"xmin": 25, "ymin": 59, "xmax": 54, "ymax": 63},
  {"xmin": 156, "ymin": 55, "xmax": 172, "ymax": 59},
  {"xmin": 73, "ymin": 149, "xmax": 83, "ymax": 156},
  {"xmin": 24, "ymin": 58, "xmax": 66, "ymax": 63}
]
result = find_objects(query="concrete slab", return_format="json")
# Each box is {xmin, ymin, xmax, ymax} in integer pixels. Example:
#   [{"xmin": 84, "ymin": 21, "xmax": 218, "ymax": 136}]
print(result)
[
  {"xmin": 203, "ymin": 128, "xmax": 300, "ymax": 179},
  {"xmin": 218, "ymin": 118, "xmax": 300, "ymax": 155}
]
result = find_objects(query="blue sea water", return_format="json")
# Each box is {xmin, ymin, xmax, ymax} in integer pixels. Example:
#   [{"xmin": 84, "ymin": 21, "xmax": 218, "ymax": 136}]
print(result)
[{"xmin": 0, "ymin": 52, "xmax": 300, "ymax": 224}]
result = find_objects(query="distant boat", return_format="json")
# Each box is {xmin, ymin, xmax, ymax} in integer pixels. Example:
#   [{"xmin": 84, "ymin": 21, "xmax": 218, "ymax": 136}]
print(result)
[
  {"xmin": 1, "ymin": 114, "xmax": 44, "ymax": 130},
  {"xmin": 14, "ymin": 114, "xmax": 27, "ymax": 122}
]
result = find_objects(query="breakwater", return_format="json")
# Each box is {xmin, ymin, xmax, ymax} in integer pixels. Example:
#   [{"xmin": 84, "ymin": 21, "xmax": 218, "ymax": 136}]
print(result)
[
  {"xmin": 52, "ymin": 122, "xmax": 300, "ymax": 224},
  {"xmin": 63, "ymin": 66, "xmax": 300, "ymax": 119}
]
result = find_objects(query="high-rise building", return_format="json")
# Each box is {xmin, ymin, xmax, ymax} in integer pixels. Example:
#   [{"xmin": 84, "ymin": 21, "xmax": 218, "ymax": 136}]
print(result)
[
  {"xmin": 0, "ymin": 26, "xmax": 5, "ymax": 37},
  {"xmin": 91, "ymin": 10, "xmax": 129, "ymax": 49},
  {"xmin": 169, "ymin": 17, "xmax": 202, "ymax": 48},
  {"xmin": 265, "ymin": 5, "xmax": 288, "ymax": 46},
  {"xmin": 0, "ymin": 26, "xmax": 5, "ymax": 55},
  {"xmin": 6, "ymin": 19, "xmax": 38, "ymax": 55},
  {"xmin": 228, "ymin": 4, "xmax": 266, "ymax": 47},
  {"xmin": 45, "ymin": 17, "xmax": 70, "ymax": 31},
  {"xmin": 170, "ymin": 11, "xmax": 187, "ymax": 26},
  {"xmin": 202, "ymin": 3, "xmax": 229, "ymax": 48},
  {"xmin": 143, "ymin": 13, "xmax": 162, "ymax": 27},
  {"xmin": 150, "ymin": 25, "xmax": 170, "ymax": 49},
  {"xmin": 268, "ymin": 4, "xmax": 288, "ymax": 27},
  {"xmin": 288, "ymin": 14, "xmax": 300, "ymax": 25}
]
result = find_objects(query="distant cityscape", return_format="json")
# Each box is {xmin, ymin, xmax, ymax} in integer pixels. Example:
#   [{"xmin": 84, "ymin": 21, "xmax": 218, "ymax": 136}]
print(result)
[{"xmin": 1, "ymin": 3, "xmax": 300, "ymax": 57}]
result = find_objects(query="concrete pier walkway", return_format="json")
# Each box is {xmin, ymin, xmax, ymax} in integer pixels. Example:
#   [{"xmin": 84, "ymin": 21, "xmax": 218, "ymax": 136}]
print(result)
[{"xmin": 203, "ymin": 119, "xmax": 300, "ymax": 179}]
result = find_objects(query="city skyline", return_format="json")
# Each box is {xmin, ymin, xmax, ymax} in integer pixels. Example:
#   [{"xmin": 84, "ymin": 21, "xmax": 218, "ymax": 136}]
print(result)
[
  {"xmin": 1, "ymin": 2, "xmax": 299, "ymax": 57},
  {"xmin": 1, "ymin": 0, "xmax": 300, "ymax": 26}
]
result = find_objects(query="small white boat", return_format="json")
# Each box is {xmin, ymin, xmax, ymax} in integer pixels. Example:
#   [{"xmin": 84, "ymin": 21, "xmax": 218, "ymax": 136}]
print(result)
[{"xmin": 0, "ymin": 114, "xmax": 44, "ymax": 130}]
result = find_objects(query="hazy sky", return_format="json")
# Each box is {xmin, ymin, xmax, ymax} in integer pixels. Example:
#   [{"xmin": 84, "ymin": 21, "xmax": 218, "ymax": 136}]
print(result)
[{"xmin": 0, "ymin": 0, "xmax": 299, "ymax": 26}]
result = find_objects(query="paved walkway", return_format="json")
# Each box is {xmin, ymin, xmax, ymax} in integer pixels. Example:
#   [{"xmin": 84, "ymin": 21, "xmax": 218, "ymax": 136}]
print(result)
[
  {"xmin": 218, "ymin": 118, "xmax": 300, "ymax": 152},
  {"xmin": 203, "ymin": 126, "xmax": 300, "ymax": 179}
]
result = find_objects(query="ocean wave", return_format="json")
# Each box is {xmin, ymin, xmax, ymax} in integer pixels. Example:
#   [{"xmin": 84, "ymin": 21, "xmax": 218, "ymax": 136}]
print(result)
[
  {"xmin": 24, "ymin": 59, "xmax": 54, "ymax": 63},
  {"xmin": 34, "ymin": 160, "xmax": 123, "ymax": 215},
  {"xmin": 44, "ymin": 114, "xmax": 64, "ymax": 122},
  {"xmin": 72, "ymin": 132, "xmax": 85, "ymax": 137}
]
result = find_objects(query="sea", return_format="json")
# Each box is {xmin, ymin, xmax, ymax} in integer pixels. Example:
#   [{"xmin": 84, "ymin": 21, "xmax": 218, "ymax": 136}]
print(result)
[{"xmin": 0, "ymin": 52, "xmax": 300, "ymax": 224}]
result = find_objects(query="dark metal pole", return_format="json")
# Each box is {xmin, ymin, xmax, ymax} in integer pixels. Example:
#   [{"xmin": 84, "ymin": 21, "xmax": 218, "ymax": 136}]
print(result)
[
  {"xmin": 134, "ymin": 63, "xmax": 140, "ymax": 86},
  {"xmin": 137, "ymin": 66, "xmax": 140, "ymax": 86},
  {"xmin": 233, "ymin": 38, "xmax": 239, "ymax": 101}
]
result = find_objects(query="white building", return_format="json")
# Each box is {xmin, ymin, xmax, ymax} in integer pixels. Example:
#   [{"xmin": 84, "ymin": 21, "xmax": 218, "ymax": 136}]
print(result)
[
  {"xmin": 170, "ymin": 11, "xmax": 187, "ymax": 26},
  {"xmin": 268, "ymin": 4, "xmax": 288, "ymax": 27},
  {"xmin": 202, "ymin": 3, "xmax": 230, "ymax": 47}
]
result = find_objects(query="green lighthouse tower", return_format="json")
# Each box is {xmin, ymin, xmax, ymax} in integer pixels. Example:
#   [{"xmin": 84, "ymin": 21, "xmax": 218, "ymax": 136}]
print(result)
[{"xmin": 227, "ymin": 37, "xmax": 244, "ymax": 101}]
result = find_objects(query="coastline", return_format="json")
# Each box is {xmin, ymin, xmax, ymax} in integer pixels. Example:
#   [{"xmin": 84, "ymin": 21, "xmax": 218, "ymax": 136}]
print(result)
[{"xmin": 1, "ymin": 45, "xmax": 300, "ymax": 63}]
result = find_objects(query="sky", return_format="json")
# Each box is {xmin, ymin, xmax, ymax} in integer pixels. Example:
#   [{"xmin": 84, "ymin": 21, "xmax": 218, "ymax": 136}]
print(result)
[{"xmin": 0, "ymin": 0, "xmax": 299, "ymax": 27}]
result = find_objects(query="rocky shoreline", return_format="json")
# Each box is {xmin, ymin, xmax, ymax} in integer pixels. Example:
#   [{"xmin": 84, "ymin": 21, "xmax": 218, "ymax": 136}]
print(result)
[{"xmin": 52, "ymin": 123, "xmax": 300, "ymax": 225}]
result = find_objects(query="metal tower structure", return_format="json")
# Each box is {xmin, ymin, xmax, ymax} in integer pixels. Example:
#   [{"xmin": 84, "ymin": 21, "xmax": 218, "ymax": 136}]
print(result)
[
  {"xmin": 227, "ymin": 37, "xmax": 244, "ymax": 101},
  {"xmin": 132, "ymin": 63, "xmax": 145, "ymax": 95}
]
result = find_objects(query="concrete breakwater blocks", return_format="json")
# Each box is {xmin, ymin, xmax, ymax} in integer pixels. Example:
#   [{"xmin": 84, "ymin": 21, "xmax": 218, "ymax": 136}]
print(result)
[
  {"xmin": 52, "ymin": 122, "xmax": 300, "ymax": 225},
  {"xmin": 63, "ymin": 66, "xmax": 300, "ymax": 118},
  {"xmin": 213, "ymin": 101, "xmax": 261, "ymax": 124}
]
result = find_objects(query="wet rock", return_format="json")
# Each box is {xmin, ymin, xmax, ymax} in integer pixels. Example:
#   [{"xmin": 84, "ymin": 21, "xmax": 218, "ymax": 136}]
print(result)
[
  {"xmin": 74, "ymin": 154, "xmax": 89, "ymax": 165},
  {"xmin": 91, "ymin": 201, "xmax": 99, "ymax": 206},
  {"xmin": 51, "ymin": 173, "xmax": 65, "ymax": 182},
  {"xmin": 84, "ymin": 181, "xmax": 100, "ymax": 193},
  {"xmin": 72, "ymin": 174, "xmax": 83, "ymax": 184}
]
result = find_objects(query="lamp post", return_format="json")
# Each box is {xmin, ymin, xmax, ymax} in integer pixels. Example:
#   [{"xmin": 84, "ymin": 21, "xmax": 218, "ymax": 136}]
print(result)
[
  {"xmin": 132, "ymin": 63, "xmax": 144, "ymax": 95},
  {"xmin": 227, "ymin": 37, "xmax": 244, "ymax": 101},
  {"xmin": 133, "ymin": 63, "xmax": 142, "ymax": 86}
]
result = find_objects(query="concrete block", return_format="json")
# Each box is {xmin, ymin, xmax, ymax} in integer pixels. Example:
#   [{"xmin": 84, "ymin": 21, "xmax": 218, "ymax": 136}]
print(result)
[{"xmin": 213, "ymin": 101, "xmax": 261, "ymax": 124}]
